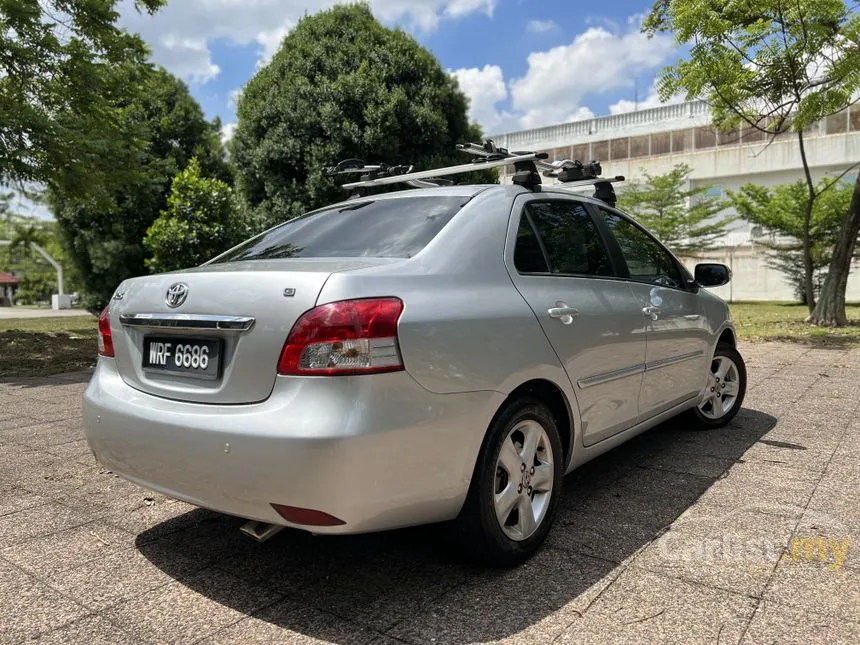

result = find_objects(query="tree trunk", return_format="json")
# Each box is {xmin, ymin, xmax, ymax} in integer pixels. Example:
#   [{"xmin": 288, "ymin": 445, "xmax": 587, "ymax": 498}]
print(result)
[
  {"xmin": 808, "ymin": 172, "xmax": 860, "ymax": 326},
  {"xmin": 796, "ymin": 131, "xmax": 817, "ymax": 313},
  {"xmin": 801, "ymin": 200, "xmax": 816, "ymax": 312}
]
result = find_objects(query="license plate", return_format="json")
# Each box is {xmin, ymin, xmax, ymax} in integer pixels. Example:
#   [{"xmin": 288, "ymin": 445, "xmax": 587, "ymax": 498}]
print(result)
[{"xmin": 142, "ymin": 337, "xmax": 222, "ymax": 380}]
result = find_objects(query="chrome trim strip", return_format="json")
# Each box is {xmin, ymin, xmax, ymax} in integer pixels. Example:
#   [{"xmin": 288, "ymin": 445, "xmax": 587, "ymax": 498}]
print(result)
[
  {"xmin": 119, "ymin": 313, "xmax": 255, "ymax": 331},
  {"xmin": 578, "ymin": 363, "xmax": 646, "ymax": 389},
  {"xmin": 645, "ymin": 350, "xmax": 705, "ymax": 372}
]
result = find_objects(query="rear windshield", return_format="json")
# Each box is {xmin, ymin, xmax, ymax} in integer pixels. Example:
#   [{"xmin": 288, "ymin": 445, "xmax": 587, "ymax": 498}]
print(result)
[{"xmin": 211, "ymin": 196, "xmax": 467, "ymax": 262}]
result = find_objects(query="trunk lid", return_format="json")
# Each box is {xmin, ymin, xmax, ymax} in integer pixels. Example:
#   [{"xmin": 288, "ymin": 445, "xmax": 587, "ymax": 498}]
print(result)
[{"xmin": 109, "ymin": 259, "xmax": 386, "ymax": 404}]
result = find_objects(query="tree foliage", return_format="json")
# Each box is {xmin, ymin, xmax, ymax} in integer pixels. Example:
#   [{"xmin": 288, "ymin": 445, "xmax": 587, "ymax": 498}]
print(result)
[
  {"xmin": 644, "ymin": 0, "xmax": 860, "ymax": 134},
  {"xmin": 730, "ymin": 180, "xmax": 854, "ymax": 304},
  {"xmin": 234, "ymin": 3, "xmax": 493, "ymax": 227},
  {"xmin": 0, "ymin": 214, "xmax": 81, "ymax": 301},
  {"xmin": 644, "ymin": 0, "xmax": 860, "ymax": 322},
  {"xmin": 0, "ymin": 0, "xmax": 165, "ymax": 200},
  {"xmin": 49, "ymin": 68, "xmax": 230, "ymax": 310},
  {"xmin": 145, "ymin": 159, "xmax": 248, "ymax": 273},
  {"xmin": 617, "ymin": 163, "xmax": 733, "ymax": 254},
  {"xmin": 14, "ymin": 273, "xmax": 55, "ymax": 305}
]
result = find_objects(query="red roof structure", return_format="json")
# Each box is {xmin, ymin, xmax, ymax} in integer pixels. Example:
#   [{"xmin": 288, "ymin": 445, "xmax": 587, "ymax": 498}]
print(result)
[{"xmin": 0, "ymin": 272, "xmax": 20, "ymax": 286}]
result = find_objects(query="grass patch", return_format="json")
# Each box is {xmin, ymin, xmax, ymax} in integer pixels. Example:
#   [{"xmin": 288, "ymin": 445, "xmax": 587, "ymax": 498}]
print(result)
[
  {"xmin": 730, "ymin": 302, "xmax": 860, "ymax": 346},
  {"xmin": 0, "ymin": 302, "xmax": 858, "ymax": 379},
  {"xmin": 0, "ymin": 315, "xmax": 98, "ymax": 379}
]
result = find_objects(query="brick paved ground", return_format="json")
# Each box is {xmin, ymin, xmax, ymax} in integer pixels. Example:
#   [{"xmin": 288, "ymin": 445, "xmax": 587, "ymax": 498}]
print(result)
[{"xmin": 1, "ymin": 342, "xmax": 858, "ymax": 644}]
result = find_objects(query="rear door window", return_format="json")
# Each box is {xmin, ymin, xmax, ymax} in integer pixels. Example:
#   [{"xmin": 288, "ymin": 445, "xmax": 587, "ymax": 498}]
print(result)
[
  {"xmin": 515, "ymin": 200, "xmax": 614, "ymax": 277},
  {"xmin": 212, "ymin": 196, "xmax": 467, "ymax": 262}
]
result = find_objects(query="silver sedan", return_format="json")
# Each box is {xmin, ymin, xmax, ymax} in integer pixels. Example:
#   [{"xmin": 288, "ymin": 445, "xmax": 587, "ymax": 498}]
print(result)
[{"xmin": 83, "ymin": 184, "xmax": 746, "ymax": 566}]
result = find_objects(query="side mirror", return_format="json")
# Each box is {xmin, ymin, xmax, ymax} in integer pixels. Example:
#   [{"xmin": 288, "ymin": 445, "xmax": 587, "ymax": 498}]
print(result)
[{"xmin": 695, "ymin": 263, "xmax": 731, "ymax": 288}]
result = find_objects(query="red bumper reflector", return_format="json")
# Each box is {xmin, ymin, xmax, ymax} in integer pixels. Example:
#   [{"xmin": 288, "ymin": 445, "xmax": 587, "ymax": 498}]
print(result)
[{"xmin": 270, "ymin": 503, "xmax": 346, "ymax": 527}]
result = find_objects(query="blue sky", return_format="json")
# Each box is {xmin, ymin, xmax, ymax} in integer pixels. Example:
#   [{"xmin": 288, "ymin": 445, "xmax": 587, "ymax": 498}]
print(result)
[{"xmin": 118, "ymin": 0, "xmax": 685, "ymax": 140}]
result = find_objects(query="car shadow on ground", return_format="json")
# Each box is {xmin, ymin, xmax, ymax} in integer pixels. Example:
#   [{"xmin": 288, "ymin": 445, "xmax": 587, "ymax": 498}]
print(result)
[
  {"xmin": 136, "ymin": 407, "xmax": 776, "ymax": 642},
  {"xmin": 0, "ymin": 369, "xmax": 94, "ymax": 388}
]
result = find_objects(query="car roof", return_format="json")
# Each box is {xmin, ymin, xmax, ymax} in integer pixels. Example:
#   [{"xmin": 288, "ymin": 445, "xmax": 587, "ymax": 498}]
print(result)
[
  {"xmin": 312, "ymin": 184, "xmax": 514, "ymax": 213},
  {"xmin": 318, "ymin": 183, "xmax": 617, "ymax": 213}
]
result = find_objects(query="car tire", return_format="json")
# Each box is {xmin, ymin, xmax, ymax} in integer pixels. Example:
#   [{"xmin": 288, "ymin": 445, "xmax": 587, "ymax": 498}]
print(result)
[
  {"xmin": 689, "ymin": 343, "xmax": 747, "ymax": 429},
  {"xmin": 454, "ymin": 398, "xmax": 564, "ymax": 567}
]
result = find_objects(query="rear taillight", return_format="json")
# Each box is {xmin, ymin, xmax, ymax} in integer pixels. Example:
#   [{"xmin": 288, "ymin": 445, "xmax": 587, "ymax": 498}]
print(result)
[
  {"xmin": 98, "ymin": 306, "xmax": 114, "ymax": 357},
  {"xmin": 277, "ymin": 297, "xmax": 404, "ymax": 376}
]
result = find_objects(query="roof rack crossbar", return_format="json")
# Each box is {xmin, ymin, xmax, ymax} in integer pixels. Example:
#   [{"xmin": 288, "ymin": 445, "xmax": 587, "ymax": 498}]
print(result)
[
  {"xmin": 460, "ymin": 141, "xmax": 608, "ymax": 182},
  {"xmin": 340, "ymin": 153, "xmax": 543, "ymax": 189},
  {"xmin": 551, "ymin": 175, "xmax": 626, "ymax": 189}
]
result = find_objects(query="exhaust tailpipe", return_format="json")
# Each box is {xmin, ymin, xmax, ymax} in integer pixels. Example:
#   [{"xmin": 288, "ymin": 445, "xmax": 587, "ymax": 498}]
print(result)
[{"xmin": 240, "ymin": 520, "xmax": 285, "ymax": 543}]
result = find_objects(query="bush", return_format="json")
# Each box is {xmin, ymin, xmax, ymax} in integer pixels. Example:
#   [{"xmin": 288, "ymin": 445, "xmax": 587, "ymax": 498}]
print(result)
[
  {"xmin": 145, "ymin": 159, "xmax": 248, "ymax": 273},
  {"xmin": 14, "ymin": 273, "xmax": 56, "ymax": 305}
]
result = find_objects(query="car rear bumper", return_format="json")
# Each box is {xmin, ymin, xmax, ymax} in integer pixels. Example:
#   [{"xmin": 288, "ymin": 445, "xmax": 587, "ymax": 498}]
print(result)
[{"xmin": 83, "ymin": 358, "xmax": 504, "ymax": 533}]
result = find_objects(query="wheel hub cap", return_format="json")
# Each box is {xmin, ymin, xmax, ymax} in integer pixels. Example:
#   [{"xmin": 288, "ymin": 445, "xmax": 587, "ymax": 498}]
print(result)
[
  {"xmin": 493, "ymin": 420, "xmax": 554, "ymax": 542},
  {"xmin": 698, "ymin": 355, "xmax": 740, "ymax": 420}
]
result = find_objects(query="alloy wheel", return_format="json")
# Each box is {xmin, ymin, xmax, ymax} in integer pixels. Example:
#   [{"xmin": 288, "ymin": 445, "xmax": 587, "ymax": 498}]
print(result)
[
  {"xmin": 493, "ymin": 420, "xmax": 554, "ymax": 541},
  {"xmin": 698, "ymin": 355, "xmax": 741, "ymax": 420}
]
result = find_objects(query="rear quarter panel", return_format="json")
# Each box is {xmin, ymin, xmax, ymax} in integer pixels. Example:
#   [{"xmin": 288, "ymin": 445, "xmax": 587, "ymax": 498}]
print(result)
[
  {"xmin": 317, "ymin": 187, "xmax": 584, "ymax": 476},
  {"xmin": 317, "ymin": 187, "xmax": 577, "ymax": 398}
]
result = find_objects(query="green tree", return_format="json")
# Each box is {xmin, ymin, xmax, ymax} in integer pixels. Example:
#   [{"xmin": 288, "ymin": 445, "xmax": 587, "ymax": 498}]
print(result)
[
  {"xmin": 145, "ymin": 158, "xmax": 248, "ymax": 273},
  {"xmin": 617, "ymin": 164, "xmax": 733, "ymax": 255},
  {"xmin": 0, "ymin": 191, "xmax": 13, "ymax": 228},
  {"xmin": 1, "ymin": 0, "xmax": 164, "ymax": 200},
  {"xmin": 730, "ymin": 180, "xmax": 854, "ymax": 304},
  {"xmin": 645, "ymin": 0, "xmax": 860, "ymax": 322},
  {"xmin": 49, "ymin": 68, "xmax": 230, "ymax": 310},
  {"xmin": 0, "ymin": 216, "xmax": 81, "ymax": 300},
  {"xmin": 14, "ymin": 273, "xmax": 55, "ymax": 305},
  {"xmin": 234, "ymin": 3, "xmax": 494, "ymax": 227}
]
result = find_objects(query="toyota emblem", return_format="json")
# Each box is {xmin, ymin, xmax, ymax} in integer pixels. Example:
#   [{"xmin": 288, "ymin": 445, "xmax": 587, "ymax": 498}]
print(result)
[{"xmin": 165, "ymin": 283, "xmax": 189, "ymax": 308}]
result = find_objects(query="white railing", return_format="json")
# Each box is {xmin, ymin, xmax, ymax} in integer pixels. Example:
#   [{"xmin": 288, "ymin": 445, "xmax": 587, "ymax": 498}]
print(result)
[{"xmin": 492, "ymin": 100, "xmax": 711, "ymax": 148}]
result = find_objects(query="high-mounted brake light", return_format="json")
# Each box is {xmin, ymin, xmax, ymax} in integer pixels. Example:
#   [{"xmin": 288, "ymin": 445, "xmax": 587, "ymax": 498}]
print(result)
[
  {"xmin": 277, "ymin": 298, "xmax": 404, "ymax": 376},
  {"xmin": 98, "ymin": 306, "xmax": 114, "ymax": 357}
]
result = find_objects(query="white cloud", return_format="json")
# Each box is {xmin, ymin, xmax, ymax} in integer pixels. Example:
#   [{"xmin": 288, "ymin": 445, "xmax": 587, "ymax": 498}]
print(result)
[
  {"xmin": 119, "ymin": 0, "xmax": 496, "ymax": 85},
  {"xmin": 453, "ymin": 22, "xmax": 674, "ymax": 135},
  {"xmin": 228, "ymin": 88, "xmax": 243, "ymax": 110},
  {"xmin": 256, "ymin": 22, "xmax": 293, "ymax": 66},
  {"xmin": 220, "ymin": 122, "xmax": 237, "ymax": 143},
  {"xmin": 568, "ymin": 106, "xmax": 595, "ymax": 121},
  {"xmin": 509, "ymin": 26, "xmax": 675, "ymax": 129},
  {"xmin": 443, "ymin": 0, "xmax": 495, "ymax": 19},
  {"xmin": 450, "ymin": 64, "xmax": 518, "ymax": 133},
  {"xmin": 154, "ymin": 35, "xmax": 220, "ymax": 84},
  {"xmin": 526, "ymin": 19, "xmax": 556, "ymax": 34},
  {"xmin": 608, "ymin": 82, "xmax": 685, "ymax": 115}
]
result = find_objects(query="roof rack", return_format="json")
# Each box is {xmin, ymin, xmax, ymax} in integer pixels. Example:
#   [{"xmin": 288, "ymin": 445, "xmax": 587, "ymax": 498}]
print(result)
[
  {"xmin": 325, "ymin": 140, "xmax": 625, "ymax": 206},
  {"xmin": 458, "ymin": 141, "xmax": 625, "ymax": 207}
]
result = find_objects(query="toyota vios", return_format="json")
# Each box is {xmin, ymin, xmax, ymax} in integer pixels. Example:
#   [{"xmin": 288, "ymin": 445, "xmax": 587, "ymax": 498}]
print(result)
[{"xmin": 83, "ymin": 184, "xmax": 746, "ymax": 565}]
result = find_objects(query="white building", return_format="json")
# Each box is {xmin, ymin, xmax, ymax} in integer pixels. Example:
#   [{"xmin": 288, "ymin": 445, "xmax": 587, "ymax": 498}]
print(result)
[{"xmin": 491, "ymin": 100, "xmax": 860, "ymax": 302}]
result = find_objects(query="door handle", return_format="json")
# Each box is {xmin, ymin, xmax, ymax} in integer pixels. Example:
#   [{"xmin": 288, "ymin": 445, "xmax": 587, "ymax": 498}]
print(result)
[
  {"xmin": 642, "ymin": 305, "xmax": 661, "ymax": 320},
  {"xmin": 548, "ymin": 303, "xmax": 579, "ymax": 325}
]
